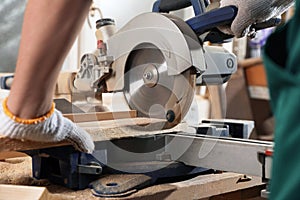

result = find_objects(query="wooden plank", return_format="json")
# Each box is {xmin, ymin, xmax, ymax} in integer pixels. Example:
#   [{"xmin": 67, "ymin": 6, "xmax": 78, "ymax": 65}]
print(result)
[
  {"xmin": 54, "ymin": 72, "xmax": 75, "ymax": 95},
  {"xmin": 0, "ymin": 151, "xmax": 28, "ymax": 160},
  {"xmin": 0, "ymin": 137, "xmax": 68, "ymax": 153},
  {"xmin": 99, "ymin": 173, "xmax": 262, "ymax": 200},
  {"xmin": 63, "ymin": 110, "xmax": 137, "ymax": 123},
  {"xmin": 238, "ymin": 58, "xmax": 262, "ymax": 69},
  {"xmin": 207, "ymin": 85, "xmax": 226, "ymax": 119},
  {"xmin": 0, "ymin": 118, "xmax": 188, "ymax": 153},
  {"xmin": 54, "ymin": 72, "xmax": 75, "ymax": 101},
  {"xmin": 59, "ymin": 173, "xmax": 262, "ymax": 200},
  {"xmin": 244, "ymin": 64, "xmax": 267, "ymax": 87},
  {"xmin": 167, "ymin": 173, "xmax": 264, "ymax": 200},
  {"xmin": 239, "ymin": 58, "xmax": 267, "ymax": 87},
  {"xmin": 0, "ymin": 184, "xmax": 49, "ymax": 200}
]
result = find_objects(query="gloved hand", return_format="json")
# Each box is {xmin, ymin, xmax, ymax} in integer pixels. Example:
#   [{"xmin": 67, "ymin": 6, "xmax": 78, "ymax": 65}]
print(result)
[
  {"xmin": 219, "ymin": 0, "xmax": 294, "ymax": 37},
  {"xmin": 0, "ymin": 100, "xmax": 94, "ymax": 153}
]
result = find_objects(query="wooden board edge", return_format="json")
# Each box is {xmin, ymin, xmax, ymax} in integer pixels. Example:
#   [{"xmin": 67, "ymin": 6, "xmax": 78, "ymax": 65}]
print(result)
[
  {"xmin": 0, "ymin": 117, "xmax": 169, "ymax": 153},
  {"xmin": 63, "ymin": 110, "xmax": 137, "ymax": 123},
  {"xmin": 0, "ymin": 184, "xmax": 49, "ymax": 200},
  {"xmin": 0, "ymin": 151, "xmax": 28, "ymax": 160},
  {"xmin": 0, "ymin": 137, "xmax": 69, "ymax": 153}
]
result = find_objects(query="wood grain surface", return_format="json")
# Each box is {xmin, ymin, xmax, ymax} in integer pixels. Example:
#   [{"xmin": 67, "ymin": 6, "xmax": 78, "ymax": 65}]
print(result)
[{"xmin": 0, "ymin": 117, "xmax": 188, "ymax": 154}]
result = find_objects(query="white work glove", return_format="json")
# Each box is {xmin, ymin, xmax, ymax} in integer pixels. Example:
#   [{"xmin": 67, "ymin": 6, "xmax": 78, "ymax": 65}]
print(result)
[
  {"xmin": 219, "ymin": 0, "xmax": 294, "ymax": 37},
  {"xmin": 0, "ymin": 105, "xmax": 94, "ymax": 153}
]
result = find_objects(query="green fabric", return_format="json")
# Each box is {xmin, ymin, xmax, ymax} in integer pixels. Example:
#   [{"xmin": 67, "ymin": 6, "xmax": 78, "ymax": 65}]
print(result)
[{"xmin": 263, "ymin": 2, "xmax": 300, "ymax": 199}]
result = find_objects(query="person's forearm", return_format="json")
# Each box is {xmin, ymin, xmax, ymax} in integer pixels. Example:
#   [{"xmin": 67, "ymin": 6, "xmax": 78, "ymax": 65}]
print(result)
[{"xmin": 7, "ymin": 0, "xmax": 92, "ymax": 119}]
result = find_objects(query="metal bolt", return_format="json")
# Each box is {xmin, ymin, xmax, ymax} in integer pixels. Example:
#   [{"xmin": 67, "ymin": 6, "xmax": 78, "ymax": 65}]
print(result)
[
  {"xmin": 143, "ymin": 64, "xmax": 159, "ymax": 88},
  {"xmin": 166, "ymin": 110, "xmax": 175, "ymax": 122},
  {"xmin": 144, "ymin": 72, "xmax": 153, "ymax": 80},
  {"xmin": 226, "ymin": 58, "xmax": 234, "ymax": 69}
]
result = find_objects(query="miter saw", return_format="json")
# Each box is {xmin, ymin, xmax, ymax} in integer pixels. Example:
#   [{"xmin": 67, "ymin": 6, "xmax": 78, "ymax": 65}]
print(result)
[
  {"xmin": 72, "ymin": 0, "xmax": 237, "ymax": 128},
  {"xmin": 25, "ymin": 0, "xmax": 275, "ymax": 197}
]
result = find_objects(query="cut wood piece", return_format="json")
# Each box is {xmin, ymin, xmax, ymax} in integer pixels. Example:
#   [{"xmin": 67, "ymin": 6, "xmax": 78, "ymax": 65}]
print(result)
[
  {"xmin": 63, "ymin": 110, "xmax": 137, "ymax": 123},
  {"xmin": 0, "ymin": 184, "xmax": 49, "ymax": 200},
  {"xmin": 0, "ymin": 118, "xmax": 188, "ymax": 153}
]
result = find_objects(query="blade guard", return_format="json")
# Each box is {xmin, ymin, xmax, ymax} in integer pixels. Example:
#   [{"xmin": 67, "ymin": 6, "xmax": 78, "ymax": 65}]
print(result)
[{"xmin": 105, "ymin": 12, "xmax": 205, "ymax": 92}]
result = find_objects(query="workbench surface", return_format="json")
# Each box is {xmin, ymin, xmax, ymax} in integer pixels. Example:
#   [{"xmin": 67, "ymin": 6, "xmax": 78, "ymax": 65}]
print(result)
[{"xmin": 0, "ymin": 156, "xmax": 265, "ymax": 200}]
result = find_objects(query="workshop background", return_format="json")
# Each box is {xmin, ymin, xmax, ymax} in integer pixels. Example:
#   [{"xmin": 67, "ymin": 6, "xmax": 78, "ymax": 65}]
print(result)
[
  {"xmin": 0, "ymin": 0, "xmax": 26, "ymax": 72},
  {"xmin": 0, "ymin": 0, "xmax": 197, "ymax": 72}
]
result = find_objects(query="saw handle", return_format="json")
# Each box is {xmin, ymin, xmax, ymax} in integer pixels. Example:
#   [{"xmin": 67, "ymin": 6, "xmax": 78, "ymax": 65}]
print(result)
[
  {"xmin": 186, "ymin": 6, "xmax": 237, "ymax": 36},
  {"xmin": 154, "ymin": 0, "xmax": 191, "ymax": 12},
  {"xmin": 153, "ymin": 0, "xmax": 208, "ymax": 15}
]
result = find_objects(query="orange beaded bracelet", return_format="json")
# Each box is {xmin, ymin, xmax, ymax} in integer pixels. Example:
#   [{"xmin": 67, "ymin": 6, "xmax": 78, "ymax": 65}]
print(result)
[{"xmin": 2, "ymin": 97, "xmax": 55, "ymax": 125}]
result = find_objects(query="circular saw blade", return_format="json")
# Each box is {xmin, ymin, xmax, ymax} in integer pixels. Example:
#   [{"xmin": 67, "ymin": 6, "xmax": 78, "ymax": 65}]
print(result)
[{"xmin": 123, "ymin": 44, "xmax": 195, "ymax": 128}]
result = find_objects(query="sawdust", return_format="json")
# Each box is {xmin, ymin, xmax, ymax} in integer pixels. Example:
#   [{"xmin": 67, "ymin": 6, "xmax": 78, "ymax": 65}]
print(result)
[
  {"xmin": 0, "ymin": 156, "xmax": 98, "ymax": 199},
  {"xmin": 83, "ymin": 121, "xmax": 193, "ymax": 142},
  {"xmin": 0, "ymin": 157, "xmax": 49, "ymax": 186},
  {"xmin": 0, "ymin": 157, "xmax": 31, "ymax": 185}
]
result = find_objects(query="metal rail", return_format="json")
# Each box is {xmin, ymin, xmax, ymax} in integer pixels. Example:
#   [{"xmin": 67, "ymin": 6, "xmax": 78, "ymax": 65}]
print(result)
[{"xmin": 164, "ymin": 133, "xmax": 273, "ymax": 178}]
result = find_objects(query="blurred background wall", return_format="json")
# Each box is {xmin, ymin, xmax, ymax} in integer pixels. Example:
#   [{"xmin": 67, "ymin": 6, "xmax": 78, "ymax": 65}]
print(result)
[
  {"xmin": 0, "ymin": 0, "xmax": 195, "ymax": 72},
  {"xmin": 0, "ymin": 0, "xmax": 27, "ymax": 72}
]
